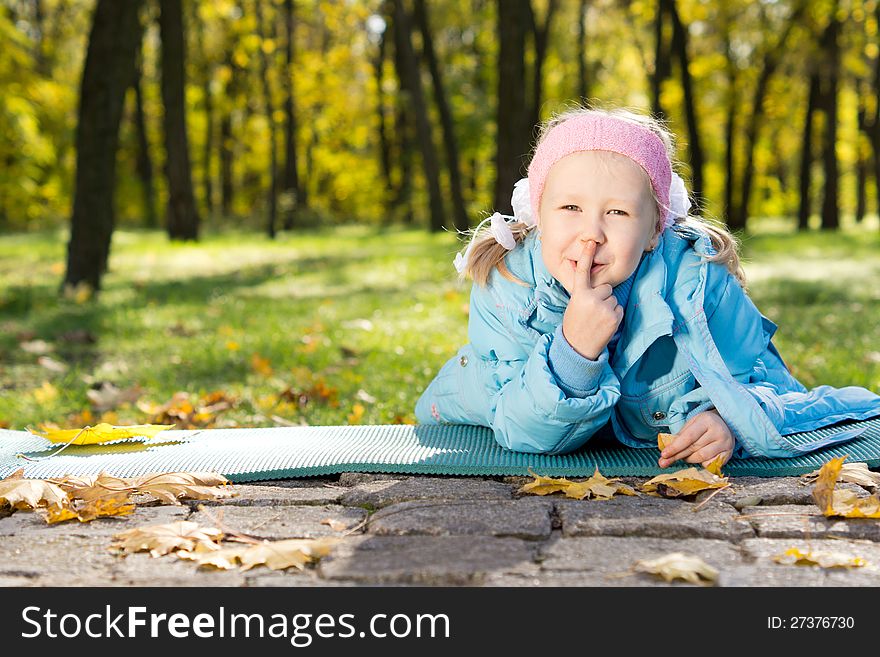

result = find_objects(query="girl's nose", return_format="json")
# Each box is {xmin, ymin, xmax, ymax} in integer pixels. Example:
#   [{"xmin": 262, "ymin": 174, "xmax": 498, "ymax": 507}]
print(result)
[{"xmin": 576, "ymin": 216, "xmax": 604, "ymax": 244}]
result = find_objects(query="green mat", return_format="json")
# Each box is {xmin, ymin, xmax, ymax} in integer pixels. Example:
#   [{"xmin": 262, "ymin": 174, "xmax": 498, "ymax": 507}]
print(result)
[{"xmin": 2, "ymin": 418, "xmax": 880, "ymax": 481}]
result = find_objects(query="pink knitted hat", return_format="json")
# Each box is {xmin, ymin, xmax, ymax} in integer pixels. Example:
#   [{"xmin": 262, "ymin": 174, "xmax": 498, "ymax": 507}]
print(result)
[{"xmin": 527, "ymin": 112, "xmax": 672, "ymax": 222}]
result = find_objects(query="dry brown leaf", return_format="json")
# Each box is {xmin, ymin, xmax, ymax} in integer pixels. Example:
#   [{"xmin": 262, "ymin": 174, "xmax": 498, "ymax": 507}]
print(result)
[
  {"xmin": 657, "ymin": 433, "xmax": 675, "ymax": 451},
  {"xmin": 129, "ymin": 472, "xmax": 237, "ymax": 505},
  {"xmin": 811, "ymin": 456, "xmax": 880, "ymax": 518},
  {"xmin": 801, "ymin": 461, "xmax": 880, "ymax": 490},
  {"xmin": 520, "ymin": 467, "xmax": 637, "ymax": 500},
  {"xmin": 772, "ymin": 547, "xmax": 867, "ymax": 569},
  {"xmin": 641, "ymin": 467, "xmax": 728, "ymax": 498},
  {"xmin": 179, "ymin": 537, "xmax": 336, "ymax": 571},
  {"xmin": 0, "ymin": 470, "xmax": 68, "ymax": 510},
  {"xmin": 633, "ymin": 552, "xmax": 719, "ymax": 585},
  {"xmin": 110, "ymin": 521, "xmax": 224, "ymax": 557},
  {"xmin": 50, "ymin": 471, "xmax": 236, "ymax": 506}
]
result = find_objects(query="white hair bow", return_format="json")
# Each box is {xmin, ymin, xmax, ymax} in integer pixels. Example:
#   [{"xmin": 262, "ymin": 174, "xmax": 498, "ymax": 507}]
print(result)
[{"xmin": 665, "ymin": 172, "xmax": 691, "ymax": 228}]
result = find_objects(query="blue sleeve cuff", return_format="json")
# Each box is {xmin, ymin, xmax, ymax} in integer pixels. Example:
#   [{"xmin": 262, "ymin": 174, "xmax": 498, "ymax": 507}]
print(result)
[{"xmin": 548, "ymin": 325, "xmax": 608, "ymax": 398}]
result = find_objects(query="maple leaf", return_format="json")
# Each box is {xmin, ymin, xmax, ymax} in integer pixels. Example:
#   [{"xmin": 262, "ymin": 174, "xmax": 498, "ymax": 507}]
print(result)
[
  {"xmin": 520, "ymin": 468, "xmax": 637, "ymax": 500},
  {"xmin": 179, "ymin": 537, "xmax": 336, "ymax": 571},
  {"xmin": 0, "ymin": 469, "xmax": 68, "ymax": 510},
  {"xmin": 811, "ymin": 456, "xmax": 880, "ymax": 518},
  {"xmin": 801, "ymin": 460, "xmax": 880, "ymax": 491},
  {"xmin": 111, "ymin": 521, "xmax": 224, "ymax": 557},
  {"xmin": 772, "ymin": 547, "xmax": 867, "ymax": 569},
  {"xmin": 45, "ymin": 495, "xmax": 135, "ymax": 524},
  {"xmin": 633, "ymin": 552, "xmax": 719, "ymax": 585},
  {"xmin": 49, "ymin": 471, "xmax": 236, "ymax": 505},
  {"xmin": 705, "ymin": 454, "xmax": 725, "ymax": 477},
  {"xmin": 641, "ymin": 467, "xmax": 728, "ymax": 498},
  {"xmin": 657, "ymin": 432, "xmax": 675, "ymax": 451},
  {"xmin": 29, "ymin": 423, "xmax": 173, "ymax": 445}
]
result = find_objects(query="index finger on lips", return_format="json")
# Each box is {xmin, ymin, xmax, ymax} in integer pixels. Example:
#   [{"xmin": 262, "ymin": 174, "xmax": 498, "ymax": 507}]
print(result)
[{"xmin": 575, "ymin": 240, "xmax": 596, "ymax": 292}]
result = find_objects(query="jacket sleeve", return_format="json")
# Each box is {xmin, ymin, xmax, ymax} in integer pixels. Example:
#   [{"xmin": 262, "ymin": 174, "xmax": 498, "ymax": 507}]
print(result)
[
  {"xmin": 465, "ymin": 280, "xmax": 621, "ymax": 454},
  {"xmin": 669, "ymin": 263, "xmax": 795, "ymax": 456}
]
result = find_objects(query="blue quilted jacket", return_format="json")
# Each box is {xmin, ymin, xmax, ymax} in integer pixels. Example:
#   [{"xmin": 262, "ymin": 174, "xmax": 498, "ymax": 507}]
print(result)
[{"xmin": 415, "ymin": 226, "xmax": 880, "ymax": 458}]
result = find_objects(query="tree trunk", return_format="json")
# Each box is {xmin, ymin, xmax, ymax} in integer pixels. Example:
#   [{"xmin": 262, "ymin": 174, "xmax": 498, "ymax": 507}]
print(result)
[
  {"xmin": 64, "ymin": 0, "xmax": 143, "ymax": 292},
  {"xmin": 651, "ymin": 0, "xmax": 671, "ymax": 119},
  {"xmin": 818, "ymin": 7, "xmax": 840, "ymax": 231},
  {"xmin": 254, "ymin": 0, "xmax": 279, "ymax": 238},
  {"xmin": 855, "ymin": 84, "xmax": 869, "ymax": 224},
  {"xmin": 722, "ymin": 24, "xmax": 737, "ymax": 225},
  {"xmin": 159, "ymin": 0, "xmax": 200, "ymax": 240},
  {"xmin": 194, "ymin": 13, "xmax": 214, "ymax": 218},
  {"xmin": 282, "ymin": 0, "xmax": 301, "ymax": 230},
  {"xmin": 526, "ymin": 0, "xmax": 557, "ymax": 133},
  {"xmin": 494, "ymin": 0, "xmax": 530, "ymax": 215},
  {"xmin": 797, "ymin": 71, "xmax": 821, "ymax": 231},
  {"xmin": 392, "ymin": 0, "xmax": 445, "ymax": 231},
  {"xmin": 133, "ymin": 47, "xmax": 158, "ymax": 229},
  {"xmin": 668, "ymin": 0, "xmax": 703, "ymax": 209},
  {"xmin": 577, "ymin": 0, "xmax": 590, "ymax": 102},
  {"xmin": 733, "ymin": 2, "xmax": 806, "ymax": 231},
  {"xmin": 413, "ymin": 0, "xmax": 468, "ymax": 231},
  {"xmin": 219, "ymin": 45, "xmax": 239, "ymax": 218},
  {"xmin": 374, "ymin": 17, "xmax": 393, "ymax": 217},
  {"xmin": 871, "ymin": 2, "xmax": 880, "ymax": 231}
]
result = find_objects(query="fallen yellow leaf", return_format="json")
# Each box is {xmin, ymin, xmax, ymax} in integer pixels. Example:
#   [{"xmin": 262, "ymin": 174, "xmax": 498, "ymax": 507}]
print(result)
[
  {"xmin": 773, "ymin": 547, "xmax": 867, "ymax": 569},
  {"xmin": 811, "ymin": 456, "xmax": 880, "ymax": 518},
  {"xmin": 633, "ymin": 552, "xmax": 719, "ymax": 585},
  {"xmin": 520, "ymin": 467, "xmax": 637, "ymax": 500},
  {"xmin": 347, "ymin": 403, "xmax": 365, "ymax": 424},
  {"xmin": 111, "ymin": 521, "xmax": 224, "ymax": 557},
  {"xmin": 657, "ymin": 433, "xmax": 675, "ymax": 451},
  {"xmin": 801, "ymin": 461, "xmax": 880, "ymax": 490},
  {"xmin": 0, "ymin": 469, "xmax": 68, "ymax": 510},
  {"xmin": 641, "ymin": 467, "xmax": 728, "ymax": 498},
  {"xmin": 705, "ymin": 454, "xmax": 725, "ymax": 477},
  {"xmin": 45, "ymin": 495, "xmax": 135, "ymax": 524},
  {"xmin": 179, "ymin": 537, "xmax": 336, "ymax": 571},
  {"xmin": 50, "ymin": 471, "xmax": 236, "ymax": 506},
  {"xmin": 30, "ymin": 423, "xmax": 174, "ymax": 445}
]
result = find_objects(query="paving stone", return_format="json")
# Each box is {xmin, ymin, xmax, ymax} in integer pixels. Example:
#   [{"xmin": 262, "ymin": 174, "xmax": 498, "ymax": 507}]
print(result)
[
  {"xmin": 739, "ymin": 504, "xmax": 880, "ymax": 541},
  {"xmin": 366, "ymin": 499, "xmax": 552, "ymax": 539},
  {"xmin": 318, "ymin": 535, "xmax": 537, "ymax": 584},
  {"xmin": 247, "ymin": 476, "xmax": 340, "ymax": 487},
  {"xmin": 340, "ymin": 476, "xmax": 514, "ymax": 509},
  {"xmin": 338, "ymin": 472, "xmax": 403, "ymax": 486},
  {"xmin": 199, "ymin": 483, "xmax": 346, "ymax": 506},
  {"xmin": 710, "ymin": 476, "xmax": 867, "ymax": 508},
  {"xmin": 718, "ymin": 538, "xmax": 880, "ymax": 586},
  {"xmin": 556, "ymin": 496, "xmax": 754, "ymax": 540},
  {"xmin": 538, "ymin": 535, "xmax": 743, "ymax": 586},
  {"xmin": 0, "ymin": 534, "xmax": 246, "ymax": 587},
  {"xmin": 0, "ymin": 505, "xmax": 190, "ymax": 537},
  {"xmin": 188, "ymin": 504, "xmax": 367, "ymax": 540}
]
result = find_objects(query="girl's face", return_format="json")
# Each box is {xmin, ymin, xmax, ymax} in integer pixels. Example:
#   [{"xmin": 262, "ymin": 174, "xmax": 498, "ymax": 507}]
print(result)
[{"xmin": 538, "ymin": 151, "xmax": 659, "ymax": 293}]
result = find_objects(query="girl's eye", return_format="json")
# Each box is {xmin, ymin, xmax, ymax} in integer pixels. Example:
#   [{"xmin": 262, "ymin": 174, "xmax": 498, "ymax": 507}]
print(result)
[
  {"xmin": 607, "ymin": 209, "xmax": 629, "ymax": 216},
  {"xmin": 561, "ymin": 205, "xmax": 580, "ymax": 212}
]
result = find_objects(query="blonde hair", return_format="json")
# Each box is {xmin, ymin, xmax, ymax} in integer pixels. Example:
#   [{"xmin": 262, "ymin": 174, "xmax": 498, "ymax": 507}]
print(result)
[{"xmin": 460, "ymin": 104, "xmax": 746, "ymax": 288}]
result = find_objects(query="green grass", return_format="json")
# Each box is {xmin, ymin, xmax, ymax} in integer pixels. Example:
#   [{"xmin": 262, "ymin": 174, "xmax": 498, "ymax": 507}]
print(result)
[{"xmin": 0, "ymin": 220, "xmax": 878, "ymax": 430}]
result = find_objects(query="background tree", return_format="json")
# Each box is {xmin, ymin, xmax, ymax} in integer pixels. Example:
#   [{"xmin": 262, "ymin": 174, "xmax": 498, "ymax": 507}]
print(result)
[
  {"xmin": 159, "ymin": 0, "xmax": 200, "ymax": 240},
  {"xmin": 64, "ymin": 0, "xmax": 143, "ymax": 292}
]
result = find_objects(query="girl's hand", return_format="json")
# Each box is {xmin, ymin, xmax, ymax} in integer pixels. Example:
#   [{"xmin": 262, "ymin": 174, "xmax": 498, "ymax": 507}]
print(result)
[
  {"xmin": 561, "ymin": 241, "xmax": 624, "ymax": 361},
  {"xmin": 658, "ymin": 409, "xmax": 735, "ymax": 468}
]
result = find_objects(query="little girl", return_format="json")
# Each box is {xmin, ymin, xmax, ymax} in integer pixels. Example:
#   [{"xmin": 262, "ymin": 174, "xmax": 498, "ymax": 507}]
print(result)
[{"xmin": 416, "ymin": 105, "xmax": 880, "ymax": 467}]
